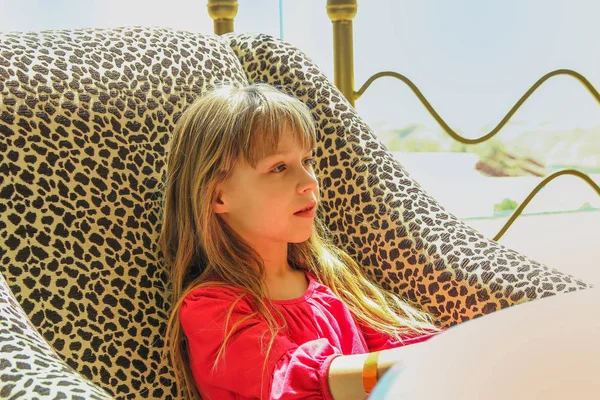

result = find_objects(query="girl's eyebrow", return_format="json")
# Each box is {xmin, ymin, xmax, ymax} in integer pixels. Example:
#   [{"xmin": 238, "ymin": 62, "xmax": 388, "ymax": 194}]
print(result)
[{"xmin": 262, "ymin": 148, "xmax": 315, "ymax": 162}]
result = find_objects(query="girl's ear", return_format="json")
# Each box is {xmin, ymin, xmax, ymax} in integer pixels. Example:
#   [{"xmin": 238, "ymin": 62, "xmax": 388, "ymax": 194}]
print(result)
[{"xmin": 212, "ymin": 187, "xmax": 228, "ymax": 214}]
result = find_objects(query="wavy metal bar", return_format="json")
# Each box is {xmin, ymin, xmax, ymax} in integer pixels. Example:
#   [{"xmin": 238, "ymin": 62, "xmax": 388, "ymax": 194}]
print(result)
[
  {"xmin": 493, "ymin": 169, "xmax": 600, "ymax": 241},
  {"xmin": 355, "ymin": 69, "xmax": 600, "ymax": 145}
]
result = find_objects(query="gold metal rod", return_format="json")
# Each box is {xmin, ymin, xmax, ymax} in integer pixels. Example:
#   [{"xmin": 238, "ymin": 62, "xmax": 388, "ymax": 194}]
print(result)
[
  {"xmin": 207, "ymin": 0, "xmax": 238, "ymax": 35},
  {"xmin": 213, "ymin": 20, "xmax": 234, "ymax": 34},
  {"xmin": 327, "ymin": 0, "xmax": 358, "ymax": 106},
  {"xmin": 493, "ymin": 169, "xmax": 600, "ymax": 241},
  {"xmin": 332, "ymin": 21, "xmax": 355, "ymax": 106},
  {"xmin": 355, "ymin": 69, "xmax": 600, "ymax": 145}
]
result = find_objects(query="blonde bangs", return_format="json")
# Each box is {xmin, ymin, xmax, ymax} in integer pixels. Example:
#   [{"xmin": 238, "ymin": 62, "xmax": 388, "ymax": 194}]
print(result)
[{"xmin": 236, "ymin": 87, "xmax": 317, "ymax": 169}]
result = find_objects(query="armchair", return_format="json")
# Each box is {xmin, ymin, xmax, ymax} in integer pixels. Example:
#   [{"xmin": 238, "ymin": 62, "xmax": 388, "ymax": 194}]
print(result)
[{"xmin": 0, "ymin": 26, "xmax": 592, "ymax": 399}]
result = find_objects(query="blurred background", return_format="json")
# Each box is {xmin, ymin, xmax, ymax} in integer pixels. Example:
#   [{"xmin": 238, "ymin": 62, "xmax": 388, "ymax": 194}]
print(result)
[{"xmin": 2, "ymin": 0, "xmax": 598, "ymax": 283}]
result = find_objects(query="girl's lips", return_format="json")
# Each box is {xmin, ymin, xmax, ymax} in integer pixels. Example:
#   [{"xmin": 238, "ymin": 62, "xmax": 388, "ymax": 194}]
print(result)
[
  {"xmin": 294, "ymin": 207, "xmax": 316, "ymax": 217},
  {"xmin": 294, "ymin": 200, "xmax": 317, "ymax": 214}
]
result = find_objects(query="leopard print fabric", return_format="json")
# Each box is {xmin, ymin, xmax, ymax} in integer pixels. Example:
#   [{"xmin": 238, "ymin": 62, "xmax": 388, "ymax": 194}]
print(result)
[
  {"xmin": 0, "ymin": 271, "xmax": 113, "ymax": 399},
  {"xmin": 0, "ymin": 26, "xmax": 249, "ymax": 399},
  {"xmin": 0, "ymin": 26, "xmax": 593, "ymax": 399}
]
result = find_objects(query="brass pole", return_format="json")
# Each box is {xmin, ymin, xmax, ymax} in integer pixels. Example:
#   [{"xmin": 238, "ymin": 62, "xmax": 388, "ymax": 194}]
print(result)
[
  {"xmin": 207, "ymin": 0, "xmax": 239, "ymax": 35},
  {"xmin": 326, "ymin": 0, "xmax": 358, "ymax": 106}
]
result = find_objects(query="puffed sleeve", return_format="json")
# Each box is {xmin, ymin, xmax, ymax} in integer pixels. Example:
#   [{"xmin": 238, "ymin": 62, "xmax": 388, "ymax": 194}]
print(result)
[
  {"xmin": 179, "ymin": 286, "xmax": 342, "ymax": 400},
  {"xmin": 360, "ymin": 323, "xmax": 442, "ymax": 352},
  {"xmin": 270, "ymin": 339, "xmax": 341, "ymax": 400}
]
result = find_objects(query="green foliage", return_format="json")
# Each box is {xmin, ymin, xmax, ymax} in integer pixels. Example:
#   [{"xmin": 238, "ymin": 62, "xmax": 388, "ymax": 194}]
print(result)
[{"xmin": 494, "ymin": 198, "xmax": 519, "ymax": 213}]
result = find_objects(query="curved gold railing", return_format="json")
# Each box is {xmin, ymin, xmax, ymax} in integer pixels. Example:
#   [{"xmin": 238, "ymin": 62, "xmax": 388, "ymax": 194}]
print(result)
[
  {"xmin": 323, "ymin": 1, "xmax": 600, "ymax": 241},
  {"xmin": 354, "ymin": 69, "xmax": 600, "ymax": 145},
  {"xmin": 207, "ymin": 0, "xmax": 600, "ymax": 242},
  {"xmin": 493, "ymin": 170, "xmax": 600, "ymax": 241}
]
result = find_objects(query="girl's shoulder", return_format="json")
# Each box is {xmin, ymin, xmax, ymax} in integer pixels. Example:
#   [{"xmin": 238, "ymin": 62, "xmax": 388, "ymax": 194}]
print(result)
[
  {"xmin": 304, "ymin": 272, "xmax": 341, "ymax": 298},
  {"xmin": 182, "ymin": 277, "xmax": 247, "ymax": 304},
  {"xmin": 179, "ymin": 279, "xmax": 254, "ymax": 328}
]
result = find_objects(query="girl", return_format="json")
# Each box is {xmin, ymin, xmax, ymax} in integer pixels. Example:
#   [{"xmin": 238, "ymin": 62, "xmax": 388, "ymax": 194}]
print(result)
[{"xmin": 158, "ymin": 83, "xmax": 444, "ymax": 400}]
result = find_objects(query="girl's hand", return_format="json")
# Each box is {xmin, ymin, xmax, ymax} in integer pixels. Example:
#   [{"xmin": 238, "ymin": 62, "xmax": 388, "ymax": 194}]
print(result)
[{"xmin": 327, "ymin": 340, "xmax": 434, "ymax": 400}]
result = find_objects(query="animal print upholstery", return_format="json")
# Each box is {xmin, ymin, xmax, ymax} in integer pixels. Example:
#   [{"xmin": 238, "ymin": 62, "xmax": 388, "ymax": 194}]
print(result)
[
  {"xmin": 0, "ymin": 270, "xmax": 113, "ymax": 399},
  {"xmin": 0, "ymin": 26, "xmax": 249, "ymax": 399},
  {"xmin": 0, "ymin": 26, "xmax": 593, "ymax": 399}
]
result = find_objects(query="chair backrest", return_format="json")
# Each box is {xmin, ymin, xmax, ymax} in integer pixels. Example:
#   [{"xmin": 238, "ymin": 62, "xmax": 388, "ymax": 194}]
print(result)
[
  {"xmin": 0, "ymin": 26, "xmax": 250, "ymax": 398},
  {"xmin": 0, "ymin": 26, "xmax": 593, "ymax": 399}
]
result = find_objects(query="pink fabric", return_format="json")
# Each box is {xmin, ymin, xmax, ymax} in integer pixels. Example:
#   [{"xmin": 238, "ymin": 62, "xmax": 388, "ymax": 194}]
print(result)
[{"xmin": 179, "ymin": 272, "xmax": 441, "ymax": 400}]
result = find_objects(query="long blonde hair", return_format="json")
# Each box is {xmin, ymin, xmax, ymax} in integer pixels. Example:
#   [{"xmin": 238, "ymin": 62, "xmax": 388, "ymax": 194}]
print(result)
[{"xmin": 157, "ymin": 83, "xmax": 441, "ymax": 399}]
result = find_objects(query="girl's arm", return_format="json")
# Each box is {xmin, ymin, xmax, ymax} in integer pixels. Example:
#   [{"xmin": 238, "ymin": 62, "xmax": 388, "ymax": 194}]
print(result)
[{"xmin": 327, "ymin": 341, "xmax": 430, "ymax": 400}]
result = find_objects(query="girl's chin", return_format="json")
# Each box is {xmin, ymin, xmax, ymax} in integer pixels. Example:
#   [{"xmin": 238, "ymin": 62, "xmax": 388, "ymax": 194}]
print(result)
[{"xmin": 288, "ymin": 232, "xmax": 313, "ymax": 244}]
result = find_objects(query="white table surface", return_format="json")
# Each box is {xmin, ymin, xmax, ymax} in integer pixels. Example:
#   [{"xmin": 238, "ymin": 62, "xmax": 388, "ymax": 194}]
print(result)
[{"xmin": 374, "ymin": 286, "xmax": 600, "ymax": 400}]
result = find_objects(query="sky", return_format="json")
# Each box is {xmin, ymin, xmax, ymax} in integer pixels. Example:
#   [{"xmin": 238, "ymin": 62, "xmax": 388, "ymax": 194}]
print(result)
[{"xmin": 2, "ymin": 0, "xmax": 600, "ymax": 138}]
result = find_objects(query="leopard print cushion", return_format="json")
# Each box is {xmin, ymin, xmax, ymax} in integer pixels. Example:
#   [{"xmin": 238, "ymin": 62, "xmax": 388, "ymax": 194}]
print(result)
[
  {"xmin": 0, "ymin": 26, "xmax": 593, "ymax": 399},
  {"xmin": 0, "ymin": 26, "xmax": 249, "ymax": 399},
  {"xmin": 0, "ymin": 271, "xmax": 113, "ymax": 399}
]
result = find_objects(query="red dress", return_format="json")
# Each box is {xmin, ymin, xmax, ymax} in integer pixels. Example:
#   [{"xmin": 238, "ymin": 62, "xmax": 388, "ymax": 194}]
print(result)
[{"xmin": 179, "ymin": 272, "xmax": 440, "ymax": 399}]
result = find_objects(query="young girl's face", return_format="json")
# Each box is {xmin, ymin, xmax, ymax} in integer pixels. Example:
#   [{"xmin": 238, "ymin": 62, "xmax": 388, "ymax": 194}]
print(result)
[{"xmin": 212, "ymin": 126, "xmax": 319, "ymax": 249}]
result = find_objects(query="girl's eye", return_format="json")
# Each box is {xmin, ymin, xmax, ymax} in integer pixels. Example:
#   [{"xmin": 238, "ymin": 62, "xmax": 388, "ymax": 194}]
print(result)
[
  {"xmin": 271, "ymin": 165, "xmax": 285, "ymax": 173},
  {"xmin": 271, "ymin": 158, "xmax": 317, "ymax": 173}
]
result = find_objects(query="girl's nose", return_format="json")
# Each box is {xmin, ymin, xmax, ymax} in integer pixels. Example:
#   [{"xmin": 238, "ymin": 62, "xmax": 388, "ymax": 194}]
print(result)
[{"xmin": 299, "ymin": 169, "xmax": 319, "ymax": 193}]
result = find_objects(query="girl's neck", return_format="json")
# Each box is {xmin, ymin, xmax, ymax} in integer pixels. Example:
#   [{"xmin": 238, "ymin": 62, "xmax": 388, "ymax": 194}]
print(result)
[{"xmin": 264, "ymin": 267, "xmax": 308, "ymax": 301}]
